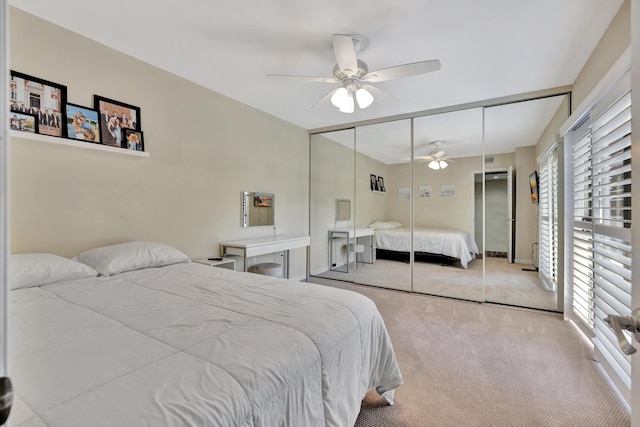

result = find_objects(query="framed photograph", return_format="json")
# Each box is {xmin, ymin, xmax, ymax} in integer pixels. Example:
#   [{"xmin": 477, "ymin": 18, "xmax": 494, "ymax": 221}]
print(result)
[
  {"xmin": 123, "ymin": 128, "xmax": 144, "ymax": 152},
  {"xmin": 94, "ymin": 95, "xmax": 141, "ymax": 148},
  {"xmin": 398, "ymin": 187, "xmax": 411, "ymax": 200},
  {"xmin": 9, "ymin": 112, "xmax": 38, "ymax": 134},
  {"xmin": 377, "ymin": 176, "xmax": 386, "ymax": 192},
  {"xmin": 10, "ymin": 70, "xmax": 67, "ymax": 138},
  {"xmin": 370, "ymin": 174, "xmax": 378, "ymax": 191},
  {"xmin": 441, "ymin": 184, "xmax": 455, "ymax": 197},
  {"xmin": 419, "ymin": 185, "xmax": 432, "ymax": 198},
  {"xmin": 65, "ymin": 103, "xmax": 100, "ymax": 143}
]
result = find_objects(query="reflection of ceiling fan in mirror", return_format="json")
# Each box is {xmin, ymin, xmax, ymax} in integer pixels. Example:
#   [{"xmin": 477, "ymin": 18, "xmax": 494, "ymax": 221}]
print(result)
[
  {"xmin": 267, "ymin": 34, "xmax": 441, "ymax": 113},
  {"xmin": 416, "ymin": 141, "xmax": 453, "ymax": 170}
]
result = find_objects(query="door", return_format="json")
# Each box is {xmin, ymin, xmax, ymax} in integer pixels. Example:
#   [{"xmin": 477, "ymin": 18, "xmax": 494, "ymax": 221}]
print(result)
[{"xmin": 412, "ymin": 109, "xmax": 485, "ymax": 301}]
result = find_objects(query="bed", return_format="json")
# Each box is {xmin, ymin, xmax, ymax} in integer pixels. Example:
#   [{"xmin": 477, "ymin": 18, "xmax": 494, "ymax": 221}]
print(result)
[
  {"xmin": 9, "ymin": 242, "xmax": 402, "ymax": 427},
  {"xmin": 370, "ymin": 221, "xmax": 479, "ymax": 269}
]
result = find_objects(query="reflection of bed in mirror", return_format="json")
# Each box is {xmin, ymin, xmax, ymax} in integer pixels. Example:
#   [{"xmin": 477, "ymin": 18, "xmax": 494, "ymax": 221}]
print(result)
[{"xmin": 370, "ymin": 221, "xmax": 479, "ymax": 269}]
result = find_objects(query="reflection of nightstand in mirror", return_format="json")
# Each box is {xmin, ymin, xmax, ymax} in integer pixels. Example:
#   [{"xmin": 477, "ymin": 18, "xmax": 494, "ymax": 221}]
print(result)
[{"xmin": 193, "ymin": 258, "xmax": 236, "ymax": 270}]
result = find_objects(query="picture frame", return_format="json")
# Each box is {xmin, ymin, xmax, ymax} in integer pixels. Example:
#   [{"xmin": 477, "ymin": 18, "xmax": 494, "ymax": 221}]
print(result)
[
  {"xmin": 64, "ymin": 103, "xmax": 100, "ymax": 143},
  {"xmin": 377, "ymin": 176, "xmax": 386, "ymax": 192},
  {"xmin": 10, "ymin": 70, "xmax": 67, "ymax": 138},
  {"xmin": 9, "ymin": 112, "xmax": 38, "ymax": 134},
  {"xmin": 370, "ymin": 174, "xmax": 378, "ymax": 191},
  {"xmin": 123, "ymin": 128, "xmax": 144, "ymax": 152},
  {"xmin": 94, "ymin": 95, "xmax": 141, "ymax": 148}
]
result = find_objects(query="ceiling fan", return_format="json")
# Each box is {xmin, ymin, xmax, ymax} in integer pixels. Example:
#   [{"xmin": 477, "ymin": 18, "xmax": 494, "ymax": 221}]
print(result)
[
  {"xmin": 267, "ymin": 34, "xmax": 441, "ymax": 113},
  {"xmin": 415, "ymin": 141, "xmax": 453, "ymax": 170}
]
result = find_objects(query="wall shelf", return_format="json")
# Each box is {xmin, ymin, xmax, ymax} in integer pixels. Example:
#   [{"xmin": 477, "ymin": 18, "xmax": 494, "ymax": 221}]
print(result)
[{"xmin": 9, "ymin": 130, "xmax": 151, "ymax": 158}]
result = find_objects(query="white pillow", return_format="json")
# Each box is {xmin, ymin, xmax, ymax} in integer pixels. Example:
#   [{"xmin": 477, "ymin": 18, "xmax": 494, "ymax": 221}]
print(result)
[
  {"xmin": 385, "ymin": 221, "xmax": 403, "ymax": 229},
  {"xmin": 10, "ymin": 253, "xmax": 98, "ymax": 290},
  {"xmin": 75, "ymin": 241, "xmax": 190, "ymax": 276},
  {"xmin": 368, "ymin": 221, "xmax": 390, "ymax": 230}
]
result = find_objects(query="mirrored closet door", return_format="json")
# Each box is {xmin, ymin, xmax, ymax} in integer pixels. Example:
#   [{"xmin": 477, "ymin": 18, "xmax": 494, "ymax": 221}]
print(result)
[
  {"xmin": 482, "ymin": 95, "xmax": 569, "ymax": 311},
  {"xmin": 353, "ymin": 120, "xmax": 411, "ymax": 291},
  {"xmin": 412, "ymin": 109, "xmax": 484, "ymax": 301},
  {"xmin": 309, "ymin": 129, "xmax": 356, "ymax": 283}
]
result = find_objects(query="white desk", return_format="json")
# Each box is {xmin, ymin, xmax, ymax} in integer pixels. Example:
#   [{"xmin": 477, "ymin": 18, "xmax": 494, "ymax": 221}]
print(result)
[
  {"xmin": 328, "ymin": 228, "xmax": 376, "ymax": 273},
  {"xmin": 220, "ymin": 235, "xmax": 310, "ymax": 279}
]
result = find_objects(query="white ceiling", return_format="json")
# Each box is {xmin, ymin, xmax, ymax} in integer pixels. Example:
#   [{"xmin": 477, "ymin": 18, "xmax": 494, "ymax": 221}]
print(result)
[{"xmin": 10, "ymin": 0, "xmax": 623, "ymax": 162}]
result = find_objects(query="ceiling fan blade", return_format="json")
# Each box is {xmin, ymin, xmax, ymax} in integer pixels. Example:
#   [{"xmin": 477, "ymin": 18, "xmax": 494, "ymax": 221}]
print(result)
[
  {"xmin": 332, "ymin": 34, "xmax": 358, "ymax": 77},
  {"xmin": 362, "ymin": 59, "xmax": 441, "ymax": 82},
  {"xmin": 434, "ymin": 150, "xmax": 446, "ymax": 158},
  {"xmin": 311, "ymin": 88, "xmax": 338, "ymax": 110},
  {"xmin": 360, "ymin": 84, "xmax": 397, "ymax": 103},
  {"xmin": 266, "ymin": 74, "xmax": 337, "ymax": 83}
]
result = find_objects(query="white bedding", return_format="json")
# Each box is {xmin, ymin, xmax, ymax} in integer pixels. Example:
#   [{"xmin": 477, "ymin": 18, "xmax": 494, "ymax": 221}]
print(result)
[
  {"xmin": 10, "ymin": 262, "xmax": 402, "ymax": 427},
  {"xmin": 375, "ymin": 226, "xmax": 479, "ymax": 269}
]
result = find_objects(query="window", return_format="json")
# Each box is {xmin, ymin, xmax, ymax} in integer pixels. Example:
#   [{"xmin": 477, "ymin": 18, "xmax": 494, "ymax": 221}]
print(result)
[
  {"xmin": 567, "ymin": 70, "xmax": 632, "ymax": 398},
  {"xmin": 539, "ymin": 146, "xmax": 558, "ymax": 291}
]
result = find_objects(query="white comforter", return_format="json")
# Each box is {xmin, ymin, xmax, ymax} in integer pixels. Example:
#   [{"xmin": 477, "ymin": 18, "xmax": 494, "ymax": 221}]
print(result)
[
  {"xmin": 10, "ymin": 262, "xmax": 402, "ymax": 427},
  {"xmin": 375, "ymin": 226, "xmax": 479, "ymax": 269}
]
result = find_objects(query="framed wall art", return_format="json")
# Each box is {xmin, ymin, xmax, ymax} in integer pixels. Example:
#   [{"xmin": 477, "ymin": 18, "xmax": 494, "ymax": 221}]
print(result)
[
  {"xmin": 123, "ymin": 129, "xmax": 144, "ymax": 152},
  {"xmin": 64, "ymin": 103, "xmax": 100, "ymax": 143},
  {"xmin": 10, "ymin": 70, "xmax": 67, "ymax": 138},
  {"xmin": 94, "ymin": 95, "xmax": 141, "ymax": 148},
  {"xmin": 9, "ymin": 112, "xmax": 38, "ymax": 133}
]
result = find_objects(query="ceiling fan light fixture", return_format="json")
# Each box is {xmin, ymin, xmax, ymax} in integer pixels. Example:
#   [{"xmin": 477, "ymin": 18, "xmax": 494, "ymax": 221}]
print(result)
[
  {"xmin": 339, "ymin": 92, "xmax": 354, "ymax": 113},
  {"xmin": 331, "ymin": 87, "xmax": 349, "ymax": 108},
  {"xmin": 439, "ymin": 160, "xmax": 448, "ymax": 169},
  {"xmin": 355, "ymin": 87, "xmax": 374, "ymax": 109},
  {"xmin": 428, "ymin": 160, "xmax": 440, "ymax": 170}
]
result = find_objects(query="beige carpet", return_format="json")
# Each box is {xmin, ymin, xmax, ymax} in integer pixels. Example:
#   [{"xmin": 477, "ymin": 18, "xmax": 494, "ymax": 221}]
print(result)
[
  {"xmin": 316, "ymin": 257, "xmax": 557, "ymax": 311},
  {"xmin": 309, "ymin": 277, "xmax": 631, "ymax": 427}
]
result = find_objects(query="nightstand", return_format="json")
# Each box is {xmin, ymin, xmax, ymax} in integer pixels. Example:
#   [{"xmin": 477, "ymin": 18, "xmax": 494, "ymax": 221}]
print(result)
[{"xmin": 193, "ymin": 258, "xmax": 236, "ymax": 270}]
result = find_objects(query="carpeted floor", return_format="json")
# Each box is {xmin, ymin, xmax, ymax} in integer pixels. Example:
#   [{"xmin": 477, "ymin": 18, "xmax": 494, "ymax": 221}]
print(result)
[
  {"xmin": 315, "ymin": 257, "xmax": 558, "ymax": 311},
  {"xmin": 309, "ymin": 277, "xmax": 631, "ymax": 427}
]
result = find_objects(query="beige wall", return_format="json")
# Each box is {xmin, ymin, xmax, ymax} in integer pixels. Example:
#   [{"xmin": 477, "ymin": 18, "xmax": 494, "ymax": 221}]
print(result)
[
  {"xmin": 514, "ymin": 145, "xmax": 538, "ymax": 263},
  {"xmin": 9, "ymin": 8, "xmax": 310, "ymax": 278},
  {"xmin": 571, "ymin": 0, "xmax": 631, "ymax": 110}
]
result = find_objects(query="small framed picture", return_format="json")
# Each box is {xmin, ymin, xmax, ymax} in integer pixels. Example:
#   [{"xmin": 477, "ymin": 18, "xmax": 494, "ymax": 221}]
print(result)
[
  {"xmin": 377, "ymin": 176, "xmax": 386, "ymax": 192},
  {"xmin": 10, "ymin": 70, "xmax": 67, "ymax": 138},
  {"xmin": 65, "ymin": 103, "xmax": 100, "ymax": 143},
  {"xmin": 370, "ymin": 174, "xmax": 378, "ymax": 191},
  {"xmin": 9, "ymin": 112, "xmax": 38, "ymax": 133},
  {"xmin": 123, "ymin": 128, "xmax": 144, "ymax": 152},
  {"xmin": 94, "ymin": 95, "xmax": 141, "ymax": 147}
]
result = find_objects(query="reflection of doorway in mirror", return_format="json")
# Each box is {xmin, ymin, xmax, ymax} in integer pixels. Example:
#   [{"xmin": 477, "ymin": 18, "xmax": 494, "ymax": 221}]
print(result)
[{"xmin": 419, "ymin": 185, "xmax": 432, "ymax": 198}]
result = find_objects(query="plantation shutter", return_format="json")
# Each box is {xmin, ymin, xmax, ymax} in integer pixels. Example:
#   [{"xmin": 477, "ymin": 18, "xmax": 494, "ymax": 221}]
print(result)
[
  {"xmin": 590, "ymin": 71, "xmax": 632, "ymax": 393},
  {"xmin": 570, "ymin": 117, "xmax": 593, "ymax": 328},
  {"xmin": 568, "ymin": 70, "xmax": 632, "ymax": 397},
  {"xmin": 539, "ymin": 147, "xmax": 558, "ymax": 291}
]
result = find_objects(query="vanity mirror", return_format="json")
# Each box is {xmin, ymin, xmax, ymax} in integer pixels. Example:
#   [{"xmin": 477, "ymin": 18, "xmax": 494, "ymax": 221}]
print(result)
[{"xmin": 241, "ymin": 191, "xmax": 275, "ymax": 227}]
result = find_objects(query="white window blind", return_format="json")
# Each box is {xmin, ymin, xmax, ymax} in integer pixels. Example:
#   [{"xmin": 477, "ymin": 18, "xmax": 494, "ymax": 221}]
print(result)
[
  {"xmin": 539, "ymin": 146, "xmax": 558, "ymax": 291},
  {"xmin": 571, "ymin": 118, "xmax": 594, "ymax": 328},
  {"xmin": 569, "ymin": 70, "xmax": 632, "ymax": 395}
]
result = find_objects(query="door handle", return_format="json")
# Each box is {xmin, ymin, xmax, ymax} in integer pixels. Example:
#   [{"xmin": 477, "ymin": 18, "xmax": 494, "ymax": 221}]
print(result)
[{"xmin": 604, "ymin": 308, "xmax": 640, "ymax": 355}]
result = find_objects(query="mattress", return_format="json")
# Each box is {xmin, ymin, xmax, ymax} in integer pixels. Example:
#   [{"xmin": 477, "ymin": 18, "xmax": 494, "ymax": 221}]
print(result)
[
  {"xmin": 375, "ymin": 226, "xmax": 479, "ymax": 269},
  {"xmin": 10, "ymin": 262, "xmax": 402, "ymax": 426}
]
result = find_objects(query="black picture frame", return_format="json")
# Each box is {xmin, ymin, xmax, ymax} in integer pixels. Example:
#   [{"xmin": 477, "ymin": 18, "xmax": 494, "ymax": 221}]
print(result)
[
  {"xmin": 370, "ymin": 174, "xmax": 378, "ymax": 191},
  {"xmin": 94, "ymin": 95, "xmax": 141, "ymax": 148},
  {"xmin": 64, "ymin": 103, "xmax": 101, "ymax": 144},
  {"xmin": 9, "ymin": 112, "xmax": 39, "ymax": 134},
  {"xmin": 377, "ymin": 176, "xmax": 386, "ymax": 192},
  {"xmin": 10, "ymin": 70, "xmax": 67, "ymax": 138},
  {"xmin": 123, "ymin": 128, "xmax": 144, "ymax": 152}
]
